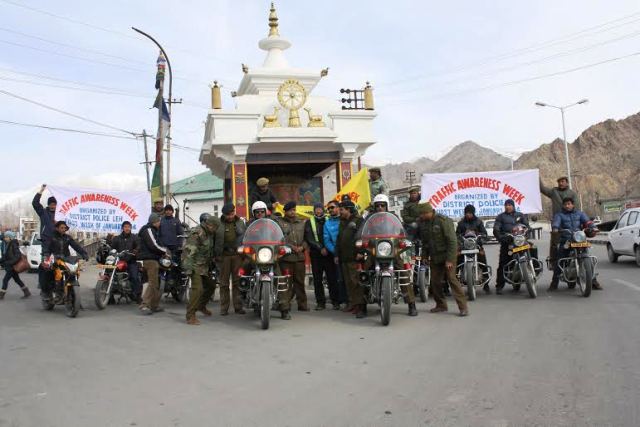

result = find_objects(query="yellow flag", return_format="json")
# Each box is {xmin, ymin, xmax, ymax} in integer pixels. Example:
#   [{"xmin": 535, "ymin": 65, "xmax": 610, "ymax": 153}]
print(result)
[{"xmin": 274, "ymin": 168, "xmax": 371, "ymax": 219}]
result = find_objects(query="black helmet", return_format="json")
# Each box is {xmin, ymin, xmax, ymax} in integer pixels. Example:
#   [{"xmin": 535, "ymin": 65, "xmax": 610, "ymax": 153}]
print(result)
[{"xmin": 199, "ymin": 213, "xmax": 211, "ymax": 224}]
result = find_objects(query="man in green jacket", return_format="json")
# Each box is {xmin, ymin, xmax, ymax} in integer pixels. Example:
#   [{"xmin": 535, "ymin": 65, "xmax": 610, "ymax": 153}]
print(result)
[
  {"xmin": 278, "ymin": 201, "xmax": 308, "ymax": 319},
  {"xmin": 369, "ymin": 167, "xmax": 388, "ymax": 198},
  {"xmin": 183, "ymin": 215, "xmax": 223, "ymax": 325},
  {"xmin": 401, "ymin": 186, "xmax": 421, "ymax": 225},
  {"xmin": 336, "ymin": 200, "xmax": 366, "ymax": 318},
  {"xmin": 417, "ymin": 203, "xmax": 469, "ymax": 317}
]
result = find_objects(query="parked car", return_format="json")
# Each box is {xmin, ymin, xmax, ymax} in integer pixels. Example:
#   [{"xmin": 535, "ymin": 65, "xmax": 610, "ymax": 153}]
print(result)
[
  {"xmin": 607, "ymin": 208, "xmax": 640, "ymax": 266},
  {"xmin": 483, "ymin": 219, "xmax": 497, "ymax": 243},
  {"xmin": 26, "ymin": 233, "xmax": 42, "ymax": 272}
]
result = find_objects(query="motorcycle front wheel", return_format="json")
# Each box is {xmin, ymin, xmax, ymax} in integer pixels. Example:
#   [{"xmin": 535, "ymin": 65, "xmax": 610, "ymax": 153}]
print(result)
[
  {"xmin": 94, "ymin": 279, "xmax": 110, "ymax": 309},
  {"xmin": 260, "ymin": 280, "xmax": 271, "ymax": 330},
  {"xmin": 523, "ymin": 262, "xmax": 537, "ymax": 299},
  {"xmin": 65, "ymin": 283, "xmax": 81, "ymax": 318},
  {"xmin": 380, "ymin": 276, "xmax": 392, "ymax": 326},
  {"xmin": 577, "ymin": 258, "xmax": 593, "ymax": 298},
  {"xmin": 464, "ymin": 264, "xmax": 476, "ymax": 301},
  {"xmin": 416, "ymin": 269, "xmax": 427, "ymax": 303}
]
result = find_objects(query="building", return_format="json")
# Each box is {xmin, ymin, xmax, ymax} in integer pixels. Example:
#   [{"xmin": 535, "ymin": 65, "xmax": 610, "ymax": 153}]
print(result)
[
  {"xmin": 199, "ymin": 3, "xmax": 377, "ymax": 218},
  {"xmin": 170, "ymin": 171, "xmax": 224, "ymax": 227}
]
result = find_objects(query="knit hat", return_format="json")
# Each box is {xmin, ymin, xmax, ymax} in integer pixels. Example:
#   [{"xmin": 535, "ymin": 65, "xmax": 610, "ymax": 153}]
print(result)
[
  {"xmin": 54, "ymin": 220, "xmax": 68, "ymax": 229},
  {"xmin": 341, "ymin": 194, "xmax": 351, "ymax": 202},
  {"xmin": 4, "ymin": 230, "xmax": 16, "ymax": 239},
  {"xmin": 149, "ymin": 213, "xmax": 162, "ymax": 224},
  {"xmin": 464, "ymin": 204, "xmax": 476, "ymax": 215},
  {"xmin": 222, "ymin": 202, "xmax": 235, "ymax": 215},
  {"xmin": 417, "ymin": 202, "xmax": 434, "ymax": 215},
  {"xmin": 164, "ymin": 204, "xmax": 174, "ymax": 212},
  {"xmin": 283, "ymin": 201, "xmax": 297, "ymax": 212},
  {"xmin": 504, "ymin": 199, "xmax": 515, "ymax": 207},
  {"xmin": 257, "ymin": 177, "xmax": 269, "ymax": 186},
  {"xmin": 121, "ymin": 221, "xmax": 132, "ymax": 228},
  {"xmin": 47, "ymin": 196, "xmax": 57, "ymax": 205}
]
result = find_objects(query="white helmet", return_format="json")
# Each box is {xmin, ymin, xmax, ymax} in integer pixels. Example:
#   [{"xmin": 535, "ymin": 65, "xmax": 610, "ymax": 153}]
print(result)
[
  {"xmin": 373, "ymin": 194, "xmax": 389, "ymax": 206},
  {"xmin": 251, "ymin": 201, "xmax": 268, "ymax": 213}
]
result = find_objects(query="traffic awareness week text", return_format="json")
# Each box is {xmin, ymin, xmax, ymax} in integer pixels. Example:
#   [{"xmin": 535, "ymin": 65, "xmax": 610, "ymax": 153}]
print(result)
[
  {"xmin": 58, "ymin": 192, "xmax": 140, "ymax": 221},
  {"xmin": 428, "ymin": 177, "xmax": 526, "ymax": 207}
]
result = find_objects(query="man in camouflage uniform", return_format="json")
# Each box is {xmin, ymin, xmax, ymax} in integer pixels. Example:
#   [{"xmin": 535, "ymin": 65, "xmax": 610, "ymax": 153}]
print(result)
[
  {"xmin": 368, "ymin": 167, "xmax": 388, "ymax": 198},
  {"xmin": 278, "ymin": 201, "xmax": 308, "ymax": 319},
  {"xmin": 417, "ymin": 202, "xmax": 469, "ymax": 317},
  {"xmin": 219, "ymin": 203, "xmax": 246, "ymax": 315},
  {"xmin": 183, "ymin": 215, "xmax": 223, "ymax": 325}
]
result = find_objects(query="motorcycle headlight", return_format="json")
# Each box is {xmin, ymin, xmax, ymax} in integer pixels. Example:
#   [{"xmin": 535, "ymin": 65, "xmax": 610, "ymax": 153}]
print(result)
[
  {"xmin": 376, "ymin": 241, "xmax": 393, "ymax": 257},
  {"xmin": 160, "ymin": 257, "xmax": 172, "ymax": 268},
  {"xmin": 105, "ymin": 255, "xmax": 116, "ymax": 265},
  {"xmin": 464, "ymin": 238, "xmax": 476, "ymax": 250},
  {"xmin": 513, "ymin": 235, "xmax": 526, "ymax": 247},
  {"xmin": 257, "ymin": 247, "xmax": 273, "ymax": 264},
  {"xmin": 573, "ymin": 231, "xmax": 587, "ymax": 243},
  {"xmin": 67, "ymin": 263, "xmax": 79, "ymax": 273}
]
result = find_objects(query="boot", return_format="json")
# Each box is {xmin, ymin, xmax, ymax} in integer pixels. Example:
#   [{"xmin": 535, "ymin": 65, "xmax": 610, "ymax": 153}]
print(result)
[
  {"xmin": 429, "ymin": 305, "xmax": 448, "ymax": 313},
  {"xmin": 0, "ymin": 290, "xmax": 5, "ymax": 300},
  {"xmin": 186, "ymin": 316, "xmax": 201, "ymax": 325},
  {"xmin": 198, "ymin": 306, "xmax": 212, "ymax": 316},
  {"xmin": 315, "ymin": 303, "xmax": 326, "ymax": 311},
  {"xmin": 459, "ymin": 308, "xmax": 469, "ymax": 317},
  {"xmin": 21, "ymin": 287, "xmax": 31, "ymax": 299},
  {"xmin": 547, "ymin": 278, "xmax": 559, "ymax": 292},
  {"xmin": 495, "ymin": 285, "xmax": 504, "ymax": 295},
  {"xmin": 483, "ymin": 284, "xmax": 491, "ymax": 295},
  {"xmin": 281, "ymin": 310, "xmax": 291, "ymax": 320},
  {"xmin": 355, "ymin": 304, "xmax": 367, "ymax": 318},
  {"xmin": 408, "ymin": 302, "xmax": 418, "ymax": 317}
]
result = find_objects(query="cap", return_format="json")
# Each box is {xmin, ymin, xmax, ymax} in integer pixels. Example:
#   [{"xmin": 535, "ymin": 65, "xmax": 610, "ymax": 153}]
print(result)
[
  {"xmin": 409, "ymin": 186, "xmax": 420, "ymax": 193},
  {"xmin": 153, "ymin": 197, "xmax": 163, "ymax": 203},
  {"xmin": 557, "ymin": 176, "xmax": 569, "ymax": 183},
  {"xmin": 417, "ymin": 203, "xmax": 434, "ymax": 215},
  {"xmin": 149, "ymin": 213, "xmax": 162, "ymax": 224},
  {"xmin": 4, "ymin": 230, "xmax": 16, "ymax": 239},
  {"xmin": 341, "ymin": 194, "xmax": 351, "ymax": 202},
  {"xmin": 47, "ymin": 196, "xmax": 57, "ymax": 205},
  {"xmin": 283, "ymin": 201, "xmax": 297, "ymax": 211},
  {"xmin": 504, "ymin": 199, "xmax": 515, "ymax": 207},
  {"xmin": 54, "ymin": 220, "xmax": 68, "ymax": 228},
  {"xmin": 464, "ymin": 204, "xmax": 476, "ymax": 215},
  {"xmin": 369, "ymin": 167, "xmax": 381, "ymax": 174},
  {"xmin": 257, "ymin": 177, "xmax": 269, "ymax": 186},
  {"xmin": 163, "ymin": 204, "xmax": 174, "ymax": 212},
  {"xmin": 339, "ymin": 200, "xmax": 356, "ymax": 210},
  {"xmin": 221, "ymin": 202, "xmax": 235, "ymax": 215},
  {"xmin": 205, "ymin": 216, "xmax": 221, "ymax": 228}
]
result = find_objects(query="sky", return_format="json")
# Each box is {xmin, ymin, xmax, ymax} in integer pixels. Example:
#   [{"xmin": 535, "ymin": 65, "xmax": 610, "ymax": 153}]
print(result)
[{"xmin": 1, "ymin": 0, "xmax": 640, "ymax": 195}]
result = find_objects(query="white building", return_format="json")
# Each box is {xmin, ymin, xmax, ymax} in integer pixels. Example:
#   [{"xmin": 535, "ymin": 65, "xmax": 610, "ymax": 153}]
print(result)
[{"xmin": 170, "ymin": 171, "xmax": 224, "ymax": 227}]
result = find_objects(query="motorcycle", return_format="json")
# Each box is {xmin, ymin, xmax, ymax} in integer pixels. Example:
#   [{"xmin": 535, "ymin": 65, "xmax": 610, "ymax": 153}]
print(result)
[
  {"xmin": 237, "ymin": 218, "xmax": 291, "ymax": 330},
  {"xmin": 356, "ymin": 212, "xmax": 413, "ymax": 326},
  {"xmin": 411, "ymin": 239, "xmax": 429, "ymax": 303},
  {"xmin": 456, "ymin": 231, "xmax": 492, "ymax": 301},
  {"xmin": 41, "ymin": 254, "xmax": 82, "ymax": 318},
  {"xmin": 554, "ymin": 228, "xmax": 598, "ymax": 297},
  {"xmin": 94, "ymin": 247, "xmax": 139, "ymax": 309},
  {"xmin": 502, "ymin": 225, "xmax": 543, "ymax": 298},
  {"xmin": 159, "ymin": 251, "xmax": 190, "ymax": 303}
]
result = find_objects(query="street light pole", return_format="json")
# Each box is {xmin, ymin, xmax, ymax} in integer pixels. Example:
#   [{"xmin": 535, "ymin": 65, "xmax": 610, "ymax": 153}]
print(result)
[
  {"xmin": 132, "ymin": 27, "xmax": 175, "ymax": 203},
  {"xmin": 535, "ymin": 99, "xmax": 588, "ymax": 190}
]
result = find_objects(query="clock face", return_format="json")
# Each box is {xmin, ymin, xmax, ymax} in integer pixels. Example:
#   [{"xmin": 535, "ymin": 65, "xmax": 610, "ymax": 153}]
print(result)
[{"xmin": 277, "ymin": 80, "xmax": 307, "ymax": 110}]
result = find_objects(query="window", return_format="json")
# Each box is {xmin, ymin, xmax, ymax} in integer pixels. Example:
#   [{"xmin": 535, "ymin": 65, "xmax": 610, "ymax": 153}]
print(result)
[
  {"xmin": 616, "ymin": 212, "xmax": 629, "ymax": 229},
  {"xmin": 213, "ymin": 205, "xmax": 219, "ymax": 217},
  {"xmin": 628, "ymin": 211, "xmax": 639, "ymax": 226}
]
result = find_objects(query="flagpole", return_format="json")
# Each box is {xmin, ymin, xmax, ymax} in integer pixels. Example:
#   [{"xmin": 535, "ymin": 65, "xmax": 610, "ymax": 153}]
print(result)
[{"xmin": 132, "ymin": 27, "xmax": 173, "ymax": 203}]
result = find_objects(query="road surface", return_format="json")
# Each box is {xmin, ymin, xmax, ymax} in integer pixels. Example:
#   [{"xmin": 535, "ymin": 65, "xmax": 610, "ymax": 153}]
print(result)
[{"xmin": 1, "ymin": 235, "xmax": 639, "ymax": 426}]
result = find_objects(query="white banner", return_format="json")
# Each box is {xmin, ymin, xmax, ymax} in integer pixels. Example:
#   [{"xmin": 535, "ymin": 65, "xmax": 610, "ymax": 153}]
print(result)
[
  {"xmin": 421, "ymin": 169, "xmax": 542, "ymax": 218},
  {"xmin": 48, "ymin": 185, "xmax": 151, "ymax": 234}
]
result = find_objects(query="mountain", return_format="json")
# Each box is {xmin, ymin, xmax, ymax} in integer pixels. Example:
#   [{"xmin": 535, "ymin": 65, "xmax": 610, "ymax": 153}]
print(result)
[
  {"xmin": 516, "ymin": 112, "xmax": 640, "ymax": 216},
  {"xmin": 378, "ymin": 141, "xmax": 511, "ymax": 188}
]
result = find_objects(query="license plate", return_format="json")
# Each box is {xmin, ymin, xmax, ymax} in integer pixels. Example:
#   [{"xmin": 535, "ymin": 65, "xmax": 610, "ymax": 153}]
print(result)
[
  {"xmin": 99, "ymin": 264, "xmax": 116, "ymax": 269},
  {"xmin": 512, "ymin": 244, "xmax": 530, "ymax": 253},
  {"xmin": 413, "ymin": 256, "xmax": 422, "ymax": 261},
  {"xmin": 570, "ymin": 242, "xmax": 591, "ymax": 248},
  {"xmin": 460, "ymin": 249, "xmax": 479, "ymax": 255}
]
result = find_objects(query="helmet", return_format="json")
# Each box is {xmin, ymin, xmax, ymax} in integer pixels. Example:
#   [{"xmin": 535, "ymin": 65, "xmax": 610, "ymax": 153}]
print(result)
[
  {"xmin": 199, "ymin": 213, "xmax": 211, "ymax": 224},
  {"xmin": 373, "ymin": 194, "xmax": 389, "ymax": 206},
  {"xmin": 252, "ymin": 201, "xmax": 267, "ymax": 212}
]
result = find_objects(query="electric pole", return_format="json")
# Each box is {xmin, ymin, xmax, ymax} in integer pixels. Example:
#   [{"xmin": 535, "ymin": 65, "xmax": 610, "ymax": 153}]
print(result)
[
  {"xmin": 140, "ymin": 129, "xmax": 152, "ymax": 191},
  {"xmin": 405, "ymin": 170, "xmax": 416, "ymax": 187}
]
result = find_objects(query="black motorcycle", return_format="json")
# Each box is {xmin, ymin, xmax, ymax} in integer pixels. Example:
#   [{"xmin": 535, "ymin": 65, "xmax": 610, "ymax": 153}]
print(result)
[
  {"xmin": 456, "ymin": 231, "xmax": 492, "ymax": 301},
  {"xmin": 160, "ymin": 251, "xmax": 190, "ymax": 303},
  {"xmin": 555, "ymin": 228, "xmax": 598, "ymax": 297},
  {"xmin": 412, "ymin": 239, "xmax": 429, "ymax": 303},
  {"xmin": 95, "ymin": 247, "xmax": 139, "ymax": 309},
  {"xmin": 502, "ymin": 225, "xmax": 543, "ymax": 298},
  {"xmin": 238, "ymin": 218, "xmax": 291, "ymax": 329}
]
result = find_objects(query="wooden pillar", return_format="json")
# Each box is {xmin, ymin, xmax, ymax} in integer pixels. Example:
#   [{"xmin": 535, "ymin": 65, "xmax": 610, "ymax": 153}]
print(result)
[
  {"xmin": 231, "ymin": 163, "xmax": 249, "ymax": 219},
  {"xmin": 336, "ymin": 161, "xmax": 353, "ymax": 191}
]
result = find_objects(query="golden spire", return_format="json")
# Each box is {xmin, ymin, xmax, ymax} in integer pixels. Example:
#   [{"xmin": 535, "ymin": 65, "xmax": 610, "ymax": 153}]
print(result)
[{"xmin": 268, "ymin": 2, "xmax": 279, "ymax": 37}]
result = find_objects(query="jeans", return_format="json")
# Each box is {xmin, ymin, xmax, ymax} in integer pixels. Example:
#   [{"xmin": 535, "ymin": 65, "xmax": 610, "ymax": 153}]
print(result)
[
  {"xmin": 127, "ymin": 261, "xmax": 141, "ymax": 297},
  {"xmin": 3, "ymin": 269, "xmax": 26, "ymax": 290},
  {"xmin": 310, "ymin": 255, "xmax": 338, "ymax": 305}
]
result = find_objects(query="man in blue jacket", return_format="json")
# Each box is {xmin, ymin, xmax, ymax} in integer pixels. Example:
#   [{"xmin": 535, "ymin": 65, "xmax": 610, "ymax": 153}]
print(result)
[
  {"xmin": 323, "ymin": 200, "xmax": 346, "ymax": 309},
  {"xmin": 159, "ymin": 205, "xmax": 184, "ymax": 251},
  {"xmin": 32, "ymin": 184, "xmax": 57, "ymax": 294},
  {"xmin": 550, "ymin": 197, "xmax": 601, "ymax": 291}
]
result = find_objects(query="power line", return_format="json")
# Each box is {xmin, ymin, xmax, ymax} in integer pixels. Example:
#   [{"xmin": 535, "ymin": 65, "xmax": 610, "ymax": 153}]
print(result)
[
  {"xmin": 0, "ymin": 119, "xmax": 138, "ymax": 140},
  {"xmin": 0, "ymin": 89, "xmax": 136, "ymax": 135},
  {"xmin": 378, "ymin": 11, "xmax": 640, "ymax": 89},
  {"xmin": 0, "ymin": 76, "xmax": 151, "ymax": 99},
  {"xmin": 384, "ymin": 50, "xmax": 640, "ymax": 106}
]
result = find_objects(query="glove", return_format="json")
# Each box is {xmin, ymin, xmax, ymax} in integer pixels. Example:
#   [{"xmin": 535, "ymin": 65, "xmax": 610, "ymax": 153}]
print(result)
[{"xmin": 83, "ymin": 255, "xmax": 89, "ymax": 261}]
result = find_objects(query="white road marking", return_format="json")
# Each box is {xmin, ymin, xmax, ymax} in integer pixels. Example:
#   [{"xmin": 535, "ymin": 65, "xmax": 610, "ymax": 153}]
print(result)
[{"xmin": 613, "ymin": 279, "xmax": 640, "ymax": 292}]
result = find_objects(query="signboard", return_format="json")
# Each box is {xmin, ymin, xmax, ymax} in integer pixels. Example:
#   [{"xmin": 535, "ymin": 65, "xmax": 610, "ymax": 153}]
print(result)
[
  {"xmin": 421, "ymin": 169, "xmax": 542, "ymax": 218},
  {"xmin": 624, "ymin": 199, "xmax": 640, "ymax": 209},
  {"xmin": 603, "ymin": 201, "xmax": 623, "ymax": 213},
  {"xmin": 48, "ymin": 185, "xmax": 150, "ymax": 233}
]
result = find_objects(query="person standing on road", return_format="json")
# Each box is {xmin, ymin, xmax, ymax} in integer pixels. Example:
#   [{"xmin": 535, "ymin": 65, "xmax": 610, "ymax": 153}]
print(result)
[
  {"xmin": 219, "ymin": 203, "xmax": 245, "ymax": 316},
  {"xmin": 111, "ymin": 221, "xmax": 142, "ymax": 303},
  {"xmin": 540, "ymin": 177, "xmax": 578, "ymax": 275},
  {"xmin": 323, "ymin": 200, "xmax": 346, "ymax": 310},
  {"xmin": 549, "ymin": 197, "xmax": 601, "ymax": 291},
  {"xmin": 277, "ymin": 202, "xmax": 308, "ymax": 319},
  {"xmin": 493, "ymin": 199, "xmax": 529, "ymax": 295},
  {"xmin": 336, "ymin": 200, "xmax": 366, "ymax": 318},
  {"xmin": 0, "ymin": 231, "xmax": 31, "ymax": 300},
  {"xmin": 417, "ymin": 203, "xmax": 469, "ymax": 317},
  {"xmin": 32, "ymin": 184, "xmax": 56, "ymax": 296},
  {"xmin": 183, "ymin": 215, "xmax": 222, "ymax": 325},
  {"xmin": 456, "ymin": 204, "xmax": 491, "ymax": 294},
  {"xmin": 159, "ymin": 205, "xmax": 184, "ymax": 252},
  {"xmin": 138, "ymin": 213, "xmax": 170, "ymax": 315},
  {"xmin": 305, "ymin": 203, "xmax": 338, "ymax": 311}
]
